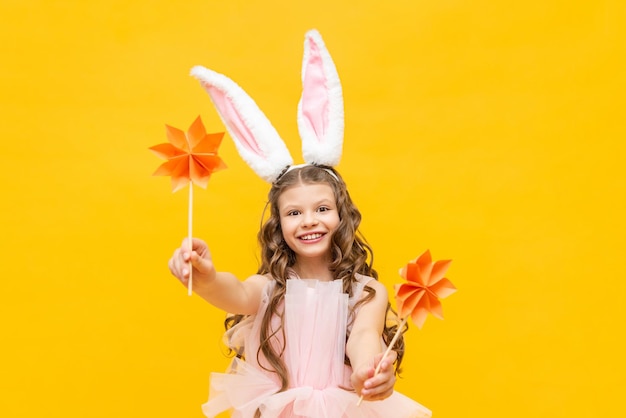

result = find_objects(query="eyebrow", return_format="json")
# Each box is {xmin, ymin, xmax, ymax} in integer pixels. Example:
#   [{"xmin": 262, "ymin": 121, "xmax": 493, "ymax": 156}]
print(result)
[{"xmin": 280, "ymin": 198, "xmax": 335, "ymax": 212}]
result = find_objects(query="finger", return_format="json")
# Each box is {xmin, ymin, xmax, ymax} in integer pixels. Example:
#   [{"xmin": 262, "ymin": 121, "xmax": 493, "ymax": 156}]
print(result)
[
  {"xmin": 172, "ymin": 248, "xmax": 193, "ymax": 279},
  {"xmin": 374, "ymin": 350, "xmax": 396, "ymax": 369},
  {"xmin": 365, "ymin": 368, "xmax": 395, "ymax": 391},
  {"xmin": 168, "ymin": 249, "xmax": 181, "ymax": 275},
  {"xmin": 181, "ymin": 238, "xmax": 190, "ymax": 252},
  {"xmin": 168, "ymin": 252, "xmax": 190, "ymax": 288},
  {"xmin": 181, "ymin": 237, "xmax": 201, "ymax": 257},
  {"xmin": 363, "ymin": 375, "xmax": 395, "ymax": 400},
  {"xmin": 182, "ymin": 237, "xmax": 207, "ymax": 252},
  {"xmin": 189, "ymin": 251, "xmax": 214, "ymax": 276},
  {"xmin": 357, "ymin": 363, "xmax": 374, "ymax": 382},
  {"xmin": 367, "ymin": 386, "xmax": 394, "ymax": 401},
  {"xmin": 384, "ymin": 350, "xmax": 398, "ymax": 365},
  {"xmin": 177, "ymin": 250, "xmax": 191, "ymax": 276}
]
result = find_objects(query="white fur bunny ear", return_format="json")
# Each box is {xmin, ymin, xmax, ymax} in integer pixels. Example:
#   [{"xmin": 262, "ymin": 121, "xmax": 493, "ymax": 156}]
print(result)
[
  {"xmin": 297, "ymin": 29, "xmax": 344, "ymax": 167},
  {"xmin": 190, "ymin": 66, "xmax": 293, "ymax": 182}
]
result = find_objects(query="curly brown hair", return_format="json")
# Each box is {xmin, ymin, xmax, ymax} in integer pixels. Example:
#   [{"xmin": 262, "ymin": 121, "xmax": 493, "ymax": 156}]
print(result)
[{"xmin": 225, "ymin": 164, "xmax": 406, "ymax": 394}]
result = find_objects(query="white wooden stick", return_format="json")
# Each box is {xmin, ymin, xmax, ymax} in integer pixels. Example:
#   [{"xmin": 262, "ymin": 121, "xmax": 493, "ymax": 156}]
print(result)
[{"xmin": 357, "ymin": 316, "xmax": 408, "ymax": 405}]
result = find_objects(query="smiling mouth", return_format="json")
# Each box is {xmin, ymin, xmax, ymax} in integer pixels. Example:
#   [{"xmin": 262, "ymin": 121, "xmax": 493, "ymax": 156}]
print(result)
[{"xmin": 299, "ymin": 233, "xmax": 324, "ymax": 241}]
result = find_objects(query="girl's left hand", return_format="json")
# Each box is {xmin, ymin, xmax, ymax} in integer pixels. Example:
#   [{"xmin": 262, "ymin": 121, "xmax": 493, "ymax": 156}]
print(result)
[{"xmin": 351, "ymin": 350, "xmax": 398, "ymax": 401}]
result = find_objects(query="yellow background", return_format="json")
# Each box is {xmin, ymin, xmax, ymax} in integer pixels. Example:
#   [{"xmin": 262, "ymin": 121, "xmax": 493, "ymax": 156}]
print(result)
[{"xmin": 1, "ymin": 0, "xmax": 624, "ymax": 417}]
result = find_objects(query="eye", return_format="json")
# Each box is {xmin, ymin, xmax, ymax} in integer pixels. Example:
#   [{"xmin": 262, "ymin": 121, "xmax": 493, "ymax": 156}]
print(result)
[
  {"xmin": 318, "ymin": 206, "xmax": 331, "ymax": 212},
  {"xmin": 287, "ymin": 210, "xmax": 301, "ymax": 216}
]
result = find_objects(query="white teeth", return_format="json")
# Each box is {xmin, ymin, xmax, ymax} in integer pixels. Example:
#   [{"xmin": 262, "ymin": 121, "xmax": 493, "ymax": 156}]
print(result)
[{"xmin": 300, "ymin": 233, "xmax": 323, "ymax": 240}]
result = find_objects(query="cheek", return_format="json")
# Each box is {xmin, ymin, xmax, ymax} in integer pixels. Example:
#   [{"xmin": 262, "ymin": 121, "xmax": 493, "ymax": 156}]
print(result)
[{"xmin": 280, "ymin": 217, "xmax": 295, "ymax": 234}]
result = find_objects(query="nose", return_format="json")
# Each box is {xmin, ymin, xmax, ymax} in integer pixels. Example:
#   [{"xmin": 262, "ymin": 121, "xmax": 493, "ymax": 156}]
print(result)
[{"xmin": 301, "ymin": 211, "xmax": 319, "ymax": 227}]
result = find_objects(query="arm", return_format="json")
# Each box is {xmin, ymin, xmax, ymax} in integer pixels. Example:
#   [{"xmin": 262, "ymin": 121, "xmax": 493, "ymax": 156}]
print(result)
[
  {"xmin": 168, "ymin": 238, "xmax": 268, "ymax": 315},
  {"xmin": 346, "ymin": 280, "xmax": 397, "ymax": 401}
]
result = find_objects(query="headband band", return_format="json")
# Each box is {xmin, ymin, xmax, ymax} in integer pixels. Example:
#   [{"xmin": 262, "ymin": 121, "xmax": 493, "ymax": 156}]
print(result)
[{"xmin": 277, "ymin": 163, "xmax": 340, "ymax": 183}]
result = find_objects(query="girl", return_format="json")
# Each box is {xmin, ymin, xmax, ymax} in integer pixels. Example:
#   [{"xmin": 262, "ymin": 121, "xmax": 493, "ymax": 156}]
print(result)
[
  {"xmin": 168, "ymin": 30, "xmax": 431, "ymax": 417},
  {"xmin": 168, "ymin": 166, "xmax": 431, "ymax": 417}
]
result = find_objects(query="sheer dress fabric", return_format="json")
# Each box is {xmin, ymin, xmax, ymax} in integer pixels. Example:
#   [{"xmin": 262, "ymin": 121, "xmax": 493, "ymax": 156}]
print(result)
[{"xmin": 202, "ymin": 274, "xmax": 431, "ymax": 418}]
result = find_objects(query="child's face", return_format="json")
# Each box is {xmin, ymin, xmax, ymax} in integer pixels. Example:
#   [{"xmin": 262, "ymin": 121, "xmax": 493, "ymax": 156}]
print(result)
[{"xmin": 277, "ymin": 182, "xmax": 340, "ymax": 262}]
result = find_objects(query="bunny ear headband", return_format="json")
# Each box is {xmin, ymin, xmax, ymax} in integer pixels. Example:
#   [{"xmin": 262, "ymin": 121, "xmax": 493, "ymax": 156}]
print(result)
[{"xmin": 190, "ymin": 29, "xmax": 343, "ymax": 183}]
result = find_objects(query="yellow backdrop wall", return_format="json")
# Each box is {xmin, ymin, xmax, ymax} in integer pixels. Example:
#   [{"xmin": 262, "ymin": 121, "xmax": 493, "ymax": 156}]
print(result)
[{"xmin": 1, "ymin": 0, "xmax": 624, "ymax": 417}]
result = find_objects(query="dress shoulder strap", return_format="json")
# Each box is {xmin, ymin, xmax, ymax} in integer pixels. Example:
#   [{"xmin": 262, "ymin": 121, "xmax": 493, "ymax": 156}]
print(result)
[{"xmin": 354, "ymin": 272, "xmax": 375, "ymax": 286}]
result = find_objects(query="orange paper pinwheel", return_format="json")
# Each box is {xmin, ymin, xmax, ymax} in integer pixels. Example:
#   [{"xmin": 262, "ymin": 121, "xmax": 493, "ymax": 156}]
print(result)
[
  {"xmin": 150, "ymin": 115, "xmax": 227, "ymax": 192},
  {"xmin": 357, "ymin": 250, "xmax": 455, "ymax": 406},
  {"xmin": 395, "ymin": 250, "xmax": 456, "ymax": 329},
  {"xmin": 150, "ymin": 116, "xmax": 226, "ymax": 296}
]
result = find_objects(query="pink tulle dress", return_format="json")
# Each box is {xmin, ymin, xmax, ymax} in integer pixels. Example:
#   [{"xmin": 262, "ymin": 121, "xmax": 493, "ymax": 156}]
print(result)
[{"xmin": 202, "ymin": 274, "xmax": 432, "ymax": 418}]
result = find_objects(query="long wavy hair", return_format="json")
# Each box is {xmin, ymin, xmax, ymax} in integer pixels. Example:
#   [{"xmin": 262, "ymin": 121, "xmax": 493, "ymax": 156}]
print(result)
[{"xmin": 225, "ymin": 164, "xmax": 407, "ymax": 394}]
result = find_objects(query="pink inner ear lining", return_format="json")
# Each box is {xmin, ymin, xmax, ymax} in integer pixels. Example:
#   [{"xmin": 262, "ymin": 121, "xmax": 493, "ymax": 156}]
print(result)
[
  {"xmin": 207, "ymin": 84, "xmax": 264, "ymax": 156},
  {"xmin": 301, "ymin": 38, "xmax": 329, "ymax": 143}
]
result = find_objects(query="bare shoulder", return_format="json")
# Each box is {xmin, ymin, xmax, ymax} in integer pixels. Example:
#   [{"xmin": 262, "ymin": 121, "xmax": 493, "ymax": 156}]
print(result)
[
  {"xmin": 364, "ymin": 278, "xmax": 387, "ymax": 293},
  {"xmin": 237, "ymin": 274, "xmax": 272, "ymax": 315},
  {"xmin": 244, "ymin": 273, "xmax": 272, "ymax": 284},
  {"xmin": 352, "ymin": 277, "xmax": 389, "ymax": 335},
  {"xmin": 243, "ymin": 273, "xmax": 271, "ymax": 292},
  {"xmin": 361, "ymin": 277, "xmax": 389, "ymax": 302}
]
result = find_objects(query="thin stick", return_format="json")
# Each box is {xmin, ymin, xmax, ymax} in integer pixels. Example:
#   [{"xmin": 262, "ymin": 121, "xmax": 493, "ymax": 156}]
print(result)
[
  {"xmin": 357, "ymin": 316, "xmax": 409, "ymax": 406},
  {"xmin": 187, "ymin": 185, "xmax": 193, "ymax": 296}
]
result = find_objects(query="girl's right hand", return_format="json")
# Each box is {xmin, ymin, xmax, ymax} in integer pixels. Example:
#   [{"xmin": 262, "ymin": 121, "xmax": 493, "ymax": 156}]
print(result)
[
  {"xmin": 351, "ymin": 350, "xmax": 397, "ymax": 401},
  {"xmin": 168, "ymin": 238, "xmax": 216, "ymax": 290}
]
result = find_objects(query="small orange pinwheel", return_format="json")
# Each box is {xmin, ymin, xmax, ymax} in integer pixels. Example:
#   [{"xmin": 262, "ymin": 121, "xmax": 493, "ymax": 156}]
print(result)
[
  {"xmin": 395, "ymin": 250, "xmax": 456, "ymax": 329},
  {"xmin": 150, "ymin": 115, "xmax": 227, "ymax": 192},
  {"xmin": 150, "ymin": 116, "xmax": 226, "ymax": 296},
  {"xmin": 358, "ymin": 250, "xmax": 455, "ymax": 406}
]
